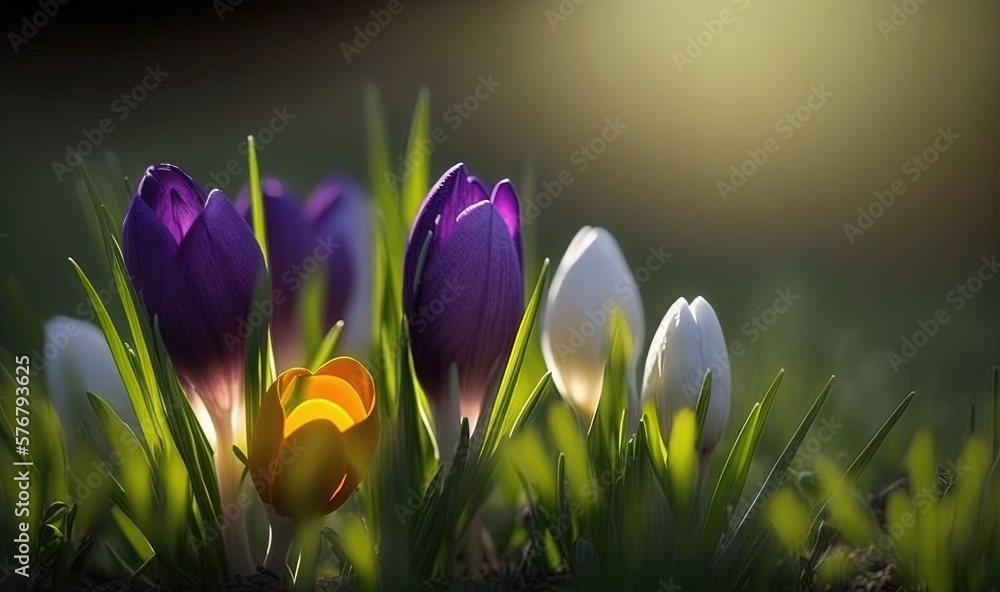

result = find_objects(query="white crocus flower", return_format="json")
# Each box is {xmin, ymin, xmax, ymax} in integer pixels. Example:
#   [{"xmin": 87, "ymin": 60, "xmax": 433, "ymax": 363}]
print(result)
[
  {"xmin": 43, "ymin": 316, "xmax": 136, "ymax": 440},
  {"xmin": 541, "ymin": 226, "xmax": 645, "ymax": 425},
  {"xmin": 642, "ymin": 296, "xmax": 731, "ymax": 462}
]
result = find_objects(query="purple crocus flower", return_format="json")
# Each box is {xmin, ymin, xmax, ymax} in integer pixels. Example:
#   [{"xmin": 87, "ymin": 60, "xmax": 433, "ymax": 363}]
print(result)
[
  {"xmin": 122, "ymin": 164, "xmax": 265, "ymax": 423},
  {"xmin": 122, "ymin": 163, "xmax": 262, "ymax": 575},
  {"xmin": 237, "ymin": 175, "xmax": 371, "ymax": 369},
  {"xmin": 403, "ymin": 163, "xmax": 524, "ymax": 437}
]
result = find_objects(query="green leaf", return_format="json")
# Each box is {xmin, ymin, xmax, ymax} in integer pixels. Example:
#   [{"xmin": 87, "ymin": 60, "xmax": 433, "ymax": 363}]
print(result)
[
  {"xmin": 554, "ymin": 453, "xmax": 573, "ymax": 560},
  {"xmin": 694, "ymin": 369, "xmax": 713, "ymax": 445},
  {"xmin": 247, "ymin": 135, "xmax": 270, "ymax": 266},
  {"xmin": 244, "ymin": 271, "xmax": 274, "ymax": 452},
  {"xmin": 587, "ymin": 310, "xmax": 632, "ymax": 481},
  {"xmin": 109, "ymin": 506, "xmax": 155, "ymax": 568},
  {"xmin": 993, "ymin": 366, "xmax": 999, "ymax": 461}
]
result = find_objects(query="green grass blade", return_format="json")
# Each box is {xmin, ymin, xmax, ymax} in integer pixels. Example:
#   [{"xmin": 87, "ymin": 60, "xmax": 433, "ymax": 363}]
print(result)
[
  {"xmin": 707, "ymin": 370, "xmax": 784, "ymax": 544},
  {"xmin": 244, "ymin": 271, "xmax": 273, "ymax": 451},
  {"xmin": 509, "ymin": 372, "xmax": 554, "ymax": 437},
  {"xmin": 587, "ymin": 311, "xmax": 632, "ymax": 480},
  {"xmin": 800, "ymin": 390, "xmax": 916, "ymax": 576},
  {"xmin": 640, "ymin": 413, "xmax": 672, "ymax": 506},
  {"xmin": 694, "ymin": 369, "xmax": 713, "ymax": 445},
  {"xmin": 402, "ymin": 86, "xmax": 431, "ymax": 227},
  {"xmin": 309, "ymin": 320, "xmax": 345, "ymax": 371},
  {"xmin": 844, "ymin": 391, "xmax": 914, "ymax": 482},
  {"xmin": 718, "ymin": 375, "xmax": 836, "ymax": 568},
  {"xmin": 479, "ymin": 259, "xmax": 550, "ymax": 463},
  {"xmin": 69, "ymin": 259, "xmax": 158, "ymax": 449},
  {"xmin": 702, "ymin": 402, "xmax": 761, "ymax": 549},
  {"xmin": 247, "ymin": 135, "xmax": 269, "ymax": 266}
]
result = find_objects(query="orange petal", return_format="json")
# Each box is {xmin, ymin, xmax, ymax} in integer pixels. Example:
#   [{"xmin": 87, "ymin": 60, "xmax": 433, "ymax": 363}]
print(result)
[
  {"xmin": 314, "ymin": 357, "xmax": 375, "ymax": 415},
  {"xmin": 269, "ymin": 419, "xmax": 348, "ymax": 520},
  {"xmin": 285, "ymin": 398, "xmax": 356, "ymax": 435},
  {"xmin": 274, "ymin": 368, "xmax": 312, "ymax": 406},
  {"xmin": 298, "ymin": 375, "xmax": 367, "ymax": 424},
  {"xmin": 247, "ymin": 375, "xmax": 290, "ymax": 503},
  {"xmin": 326, "ymin": 404, "xmax": 381, "ymax": 514}
]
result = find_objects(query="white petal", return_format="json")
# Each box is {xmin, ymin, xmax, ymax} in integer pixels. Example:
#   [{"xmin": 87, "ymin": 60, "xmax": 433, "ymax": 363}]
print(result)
[
  {"xmin": 642, "ymin": 298, "xmax": 703, "ymax": 441},
  {"xmin": 689, "ymin": 296, "xmax": 731, "ymax": 451}
]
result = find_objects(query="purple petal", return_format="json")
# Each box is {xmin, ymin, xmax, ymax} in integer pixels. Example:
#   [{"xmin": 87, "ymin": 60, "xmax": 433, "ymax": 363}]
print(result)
[
  {"xmin": 403, "ymin": 163, "xmax": 465, "ymax": 314},
  {"xmin": 489, "ymin": 180, "xmax": 523, "ymax": 271},
  {"xmin": 409, "ymin": 201, "xmax": 523, "ymax": 408},
  {"xmin": 467, "ymin": 176, "xmax": 490, "ymax": 203},
  {"xmin": 302, "ymin": 175, "xmax": 364, "ymax": 225},
  {"xmin": 304, "ymin": 176, "xmax": 372, "ymax": 356},
  {"xmin": 175, "ymin": 191, "xmax": 265, "ymax": 411},
  {"xmin": 304, "ymin": 175, "xmax": 364, "ymax": 331},
  {"xmin": 235, "ymin": 177, "xmax": 296, "ymax": 215},
  {"xmin": 136, "ymin": 164, "xmax": 208, "ymax": 244},
  {"xmin": 122, "ymin": 195, "xmax": 183, "ymax": 319},
  {"xmin": 123, "ymin": 196, "xmax": 213, "ymax": 398},
  {"xmin": 437, "ymin": 168, "xmax": 487, "ymax": 242},
  {"xmin": 250, "ymin": 193, "xmax": 317, "ymax": 364}
]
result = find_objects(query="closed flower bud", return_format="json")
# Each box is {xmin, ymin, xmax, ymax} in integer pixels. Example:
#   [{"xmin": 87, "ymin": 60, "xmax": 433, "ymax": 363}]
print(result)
[
  {"xmin": 642, "ymin": 296, "xmax": 731, "ymax": 457},
  {"xmin": 541, "ymin": 227, "xmax": 645, "ymax": 422},
  {"xmin": 122, "ymin": 163, "xmax": 265, "ymax": 425},
  {"xmin": 238, "ymin": 176, "xmax": 371, "ymax": 368},
  {"xmin": 402, "ymin": 163, "xmax": 524, "ymax": 436}
]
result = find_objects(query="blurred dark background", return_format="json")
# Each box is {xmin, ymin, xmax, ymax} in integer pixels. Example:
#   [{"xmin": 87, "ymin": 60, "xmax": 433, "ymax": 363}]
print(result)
[{"xmin": 1, "ymin": 0, "xmax": 997, "ymax": 473}]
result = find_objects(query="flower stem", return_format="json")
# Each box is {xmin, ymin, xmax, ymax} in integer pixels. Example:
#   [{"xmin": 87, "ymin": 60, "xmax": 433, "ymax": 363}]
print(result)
[
  {"xmin": 262, "ymin": 512, "xmax": 296, "ymax": 576},
  {"xmin": 292, "ymin": 516, "xmax": 325, "ymax": 592},
  {"xmin": 213, "ymin": 415, "xmax": 256, "ymax": 577}
]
